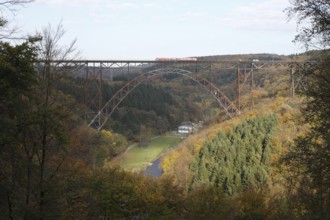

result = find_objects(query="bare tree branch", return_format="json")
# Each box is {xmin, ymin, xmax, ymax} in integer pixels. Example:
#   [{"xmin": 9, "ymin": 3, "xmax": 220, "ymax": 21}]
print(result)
[
  {"xmin": 286, "ymin": 0, "xmax": 330, "ymax": 49},
  {"xmin": 0, "ymin": 0, "xmax": 34, "ymax": 40},
  {"xmin": 37, "ymin": 21, "xmax": 80, "ymax": 62}
]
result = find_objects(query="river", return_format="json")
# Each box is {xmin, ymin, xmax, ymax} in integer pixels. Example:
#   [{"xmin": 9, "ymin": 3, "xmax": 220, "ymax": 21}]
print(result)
[{"xmin": 143, "ymin": 158, "xmax": 163, "ymax": 178}]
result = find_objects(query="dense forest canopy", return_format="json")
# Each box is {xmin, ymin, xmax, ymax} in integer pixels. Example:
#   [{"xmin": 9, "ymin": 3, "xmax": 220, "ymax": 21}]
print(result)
[{"xmin": 190, "ymin": 115, "xmax": 279, "ymax": 194}]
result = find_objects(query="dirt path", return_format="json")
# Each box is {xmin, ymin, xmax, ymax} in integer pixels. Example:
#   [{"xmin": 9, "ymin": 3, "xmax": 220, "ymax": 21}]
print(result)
[{"xmin": 110, "ymin": 143, "xmax": 137, "ymax": 164}]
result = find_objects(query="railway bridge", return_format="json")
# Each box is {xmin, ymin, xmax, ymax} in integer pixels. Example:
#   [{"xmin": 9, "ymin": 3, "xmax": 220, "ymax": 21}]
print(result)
[{"xmin": 36, "ymin": 59, "xmax": 318, "ymax": 131}]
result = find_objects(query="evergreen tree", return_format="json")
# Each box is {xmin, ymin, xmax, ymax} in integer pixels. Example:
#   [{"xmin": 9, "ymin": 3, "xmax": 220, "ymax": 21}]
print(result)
[{"xmin": 190, "ymin": 115, "xmax": 278, "ymax": 194}]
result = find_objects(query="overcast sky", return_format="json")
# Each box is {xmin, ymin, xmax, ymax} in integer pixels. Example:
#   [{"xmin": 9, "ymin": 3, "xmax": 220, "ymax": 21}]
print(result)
[{"xmin": 13, "ymin": 0, "xmax": 302, "ymax": 60}]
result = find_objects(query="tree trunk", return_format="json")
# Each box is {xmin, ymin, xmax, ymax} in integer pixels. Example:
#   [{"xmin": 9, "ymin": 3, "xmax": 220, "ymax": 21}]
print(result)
[
  {"xmin": 39, "ymin": 131, "xmax": 47, "ymax": 220},
  {"xmin": 7, "ymin": 192, "xmax": 14, "ymax": 220}
]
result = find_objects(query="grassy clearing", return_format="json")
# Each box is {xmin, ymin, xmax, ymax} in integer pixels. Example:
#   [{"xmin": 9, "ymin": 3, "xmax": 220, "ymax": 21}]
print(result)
[{"xmin": 110, "ymin": 135, "xmax": 181, "ymax": 170}]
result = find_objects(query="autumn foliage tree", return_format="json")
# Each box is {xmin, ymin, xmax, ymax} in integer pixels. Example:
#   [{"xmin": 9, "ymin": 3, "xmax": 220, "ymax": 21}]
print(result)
[{"xmin": 285, "ymin": 0, "xmax": 330, "ymax": 218}]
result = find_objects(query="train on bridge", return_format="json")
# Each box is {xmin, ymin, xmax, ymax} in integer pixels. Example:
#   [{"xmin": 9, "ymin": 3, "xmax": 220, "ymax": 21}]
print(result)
[{"xmin": 155, "ymin": 57, "xmax": 197, "ymax": 61}]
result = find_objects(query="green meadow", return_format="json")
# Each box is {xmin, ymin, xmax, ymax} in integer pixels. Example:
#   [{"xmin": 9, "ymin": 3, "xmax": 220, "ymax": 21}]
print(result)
[{"xmin": 110, "ymin": 135, "xmax": 181, "ymax": 170}]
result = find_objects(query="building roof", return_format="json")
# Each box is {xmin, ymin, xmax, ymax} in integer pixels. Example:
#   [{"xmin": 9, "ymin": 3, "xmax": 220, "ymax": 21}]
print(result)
[{"xmin": 180, "ymin": 121, "xmax": 194, "ymax": 127}]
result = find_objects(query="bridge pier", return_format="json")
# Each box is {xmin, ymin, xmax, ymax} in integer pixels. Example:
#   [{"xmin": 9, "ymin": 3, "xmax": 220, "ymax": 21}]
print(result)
[
  {"xmin": 236, "ymin": 64, "xmax": 255, "ymax": 111},
  {"xmin": 291, "ymin": 65, "xmax": 295, "ymax": 97},
  {"xmin": 289, "ymin": 62, "xmax": 316, "ymax": 97},
  {"xmin": 237, "ymin": 67, "xmax": 241, "ymax": 111}
]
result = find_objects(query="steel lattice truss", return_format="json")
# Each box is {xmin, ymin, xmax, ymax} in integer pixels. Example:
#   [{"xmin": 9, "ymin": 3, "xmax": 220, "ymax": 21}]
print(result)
[{"xmin": 35, "ymin": 59, "xmax": 320, "ymax": 71}]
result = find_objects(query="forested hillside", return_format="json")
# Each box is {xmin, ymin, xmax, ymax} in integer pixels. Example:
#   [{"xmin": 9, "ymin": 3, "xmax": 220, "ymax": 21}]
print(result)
[{"xmin": 190, "ymin": 115, "xmax": 279, "ymax": 194}]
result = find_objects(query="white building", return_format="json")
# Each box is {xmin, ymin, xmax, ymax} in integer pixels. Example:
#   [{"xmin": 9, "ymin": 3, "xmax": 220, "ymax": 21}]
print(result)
[{"xmin": 178, "ymin": 121, "xmax": 195, "ymax": 134}]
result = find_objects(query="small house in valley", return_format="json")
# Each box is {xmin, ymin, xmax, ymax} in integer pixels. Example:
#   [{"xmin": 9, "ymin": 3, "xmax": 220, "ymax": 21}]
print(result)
[{"xmin": 178, "ymin": 121, "xmax": 195, "ymax": 134}]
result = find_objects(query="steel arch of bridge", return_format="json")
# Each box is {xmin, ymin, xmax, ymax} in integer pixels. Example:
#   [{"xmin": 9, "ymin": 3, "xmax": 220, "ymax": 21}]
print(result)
[{"xmin": 88, "ymin": 68, "xmax": 240, "ymax": 131}]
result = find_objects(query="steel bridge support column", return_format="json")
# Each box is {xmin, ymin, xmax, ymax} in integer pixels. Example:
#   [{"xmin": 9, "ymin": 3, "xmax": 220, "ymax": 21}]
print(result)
[
  {"xmin": 290, "ymin": 64, "xmax": 295, "ymax": 98},
  {"xmin": 98, "ymin": 65, "xmax": 103, "ymax": 128},
  {"xmin": 84, "ymin": 62, "xmax": 89, "ymax": 121},
  {"xmin": 210, "ymin": 63, "xmax": 212, "ymax": 84},
  {"xmin": 251, "ymin": 68, "xmax": 254, "ymax": 110},
  {"xmin": 237, "ymin": 67, "xmax": 241, "ymax": 111},
  {"xmin": 110, "ymin": 68, "xmax": 113, "ymax": 82},
  {"xmin": 235, "ymin": 64, "xmax": 255, "ymax": 111},
  {"xmin": 83, "ymin": 62, "xmax": 104, "ymax": 130}
]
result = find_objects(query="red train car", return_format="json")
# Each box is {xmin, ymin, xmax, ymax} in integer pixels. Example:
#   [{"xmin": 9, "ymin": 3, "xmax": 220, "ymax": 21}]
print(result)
[{"xmin": 155, "ymin": 57, "xmax": 197, "ymax": 61}]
